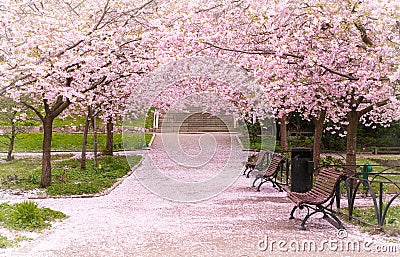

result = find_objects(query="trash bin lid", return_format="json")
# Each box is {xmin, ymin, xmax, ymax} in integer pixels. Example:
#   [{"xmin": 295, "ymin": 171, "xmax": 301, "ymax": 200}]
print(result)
[{"xmin": 291, "ymin": 148, "xmax": 313, "ymax": 158}]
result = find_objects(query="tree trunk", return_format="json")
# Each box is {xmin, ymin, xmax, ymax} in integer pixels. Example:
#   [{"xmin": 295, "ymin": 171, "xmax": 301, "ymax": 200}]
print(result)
[
  {"xmin": 6, "ymin": 123, "xmax": 16, "ymax": 162},
  {"xmin": 346, "ymin": 111, "xmax": 359, "ymax": 175},
  {"xmin": 105, "ymin": 118, "xmax": 113, "ymax": 156},
  {"xmin": 23, "ymin": 85, "xmax": 71, "ymax": 188},
  {"xmin": 279, "ymin": 115, "xmax": 289, "ymax": 152},
  {"xmin": 93, "ymin": 115, "xmax": 98, "ymax": 167},
  {"xmin": 41, "ymin": 116, "xmax": 54, "ymax": 187},
  {"xmin": 313, "ymin": 111, "xmax": 326, "ymax": 173},
  {"xmin": 81, "ymin": 107, "xmax": 92, "ymax": 170}
]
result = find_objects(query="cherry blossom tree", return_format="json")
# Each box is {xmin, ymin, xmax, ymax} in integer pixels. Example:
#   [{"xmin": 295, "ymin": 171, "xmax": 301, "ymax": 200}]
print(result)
[
  {"xmin": 255, "ymin": 0, "xmax": 400, "ymax": 171},
  {"xmin": 1, "ymin": 0, "xmax": 399, "ymax": 191},
  {"xmin": 158, "ymin": 0, "xmax": 400, "ymax": 172},
  {"xmin": 0, "ymin": 97, "xmax": 31, "ymax": 161},
  {"xmin": 0, "ymin": 0, "xmax": 158, "ymax": 186}
]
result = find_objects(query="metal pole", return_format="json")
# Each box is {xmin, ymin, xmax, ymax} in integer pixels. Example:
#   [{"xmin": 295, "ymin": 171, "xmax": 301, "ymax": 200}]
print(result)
[
  {"xmin": 336, "ymin": 184, "xmax": 341, "ymax": 210},
  {"xmin": 348, "ymin": 178, "xmax": 354, "ymax": 220},
  {"xmin": 153, "ymin": 110, "xmax": 159, "ymax": 129},
  {"xmin": 379, "ymin": 182, "xmax": 383, "ymax": 227}
]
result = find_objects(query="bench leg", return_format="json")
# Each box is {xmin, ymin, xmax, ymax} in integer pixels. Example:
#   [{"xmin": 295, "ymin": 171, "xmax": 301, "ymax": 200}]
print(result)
[
  {"xmin": 323, "ymin": 210, "xmax": 345, "ymax": 230},
  {"xmin": 271, "ymin": 179, "xmax": 283, "ymax": 192},
  {"xmin": 289, "ymin": 205, "xmax": 314, "ymax": 230},
  {"xmin": 256, "ymin": 177, "xmax": 283, "ymax": 192},
  {"xmin": 300, "ymin": 210, "xmax": 319, "ymax": 230},
  {"xmin": 246, "ymin": 167, "xmax": 255, "ymax": 178},
  {"xmin": 296, "ymin": 205, "xmax": 344, "ymax": 230},
  {"xmin": 289, "ymin": 206, "xmax": 298, "ymax": 220},
  {"xmin": 256, "ymin": 179, "xmax": 267, "ymax": 191},
  {"xmin": 252, "ymin": 177, "xmax": 261, "ymax": 188},
  {"xmin": 242, "ymin": 166, "xmax": 249, "ymax": 175},
  {"xmin": 246, "ymin": 169, "xmax": 252, "ymax": 178}
]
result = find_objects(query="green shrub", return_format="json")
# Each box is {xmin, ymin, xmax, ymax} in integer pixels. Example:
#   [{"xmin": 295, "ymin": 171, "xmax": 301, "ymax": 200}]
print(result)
[
  {"xmin": 11, "ymin": 201, "xmax": 44, "ymax": 230},
  {"xmin": 321, "ymin": 133, "xmax": 346, "ymax": 151},
  {"xmin": 0, "ymin": 201, "xmax": 67, "ymax": 231},
  {"xmin": 288, "ymin": 136, "xmax": 314, "ymax": 148},
  {"xmin": 0, "ymin": 234, "xmax": 15, "ymax": 248},
  {"xmin": 320, "ymin": 156, "xmax": 345, "ymax": 166}
]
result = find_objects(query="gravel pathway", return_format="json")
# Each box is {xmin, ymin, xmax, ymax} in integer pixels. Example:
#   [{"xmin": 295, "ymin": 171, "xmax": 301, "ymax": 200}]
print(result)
[{"xmin": 1, "ymin": 134, "xmax": 398, "ymax": 257}]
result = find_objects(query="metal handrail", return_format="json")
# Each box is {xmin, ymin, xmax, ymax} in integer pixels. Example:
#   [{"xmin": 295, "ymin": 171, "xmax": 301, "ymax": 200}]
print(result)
[{"xmin": 331, "ymin": 166, "xmax": 400, "ymax": 231}]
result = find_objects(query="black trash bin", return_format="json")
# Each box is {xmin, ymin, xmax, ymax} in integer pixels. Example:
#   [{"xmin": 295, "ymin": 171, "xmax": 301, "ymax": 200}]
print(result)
[{"xmin": 290, "ymin": 148, "xmax": 314, "ymax": 193}]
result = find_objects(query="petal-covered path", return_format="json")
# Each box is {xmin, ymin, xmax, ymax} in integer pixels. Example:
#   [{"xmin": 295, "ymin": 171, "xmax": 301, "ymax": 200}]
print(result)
[{"xmin": 1, "ymin": 134, "xmax": 397, "ymax": 257}]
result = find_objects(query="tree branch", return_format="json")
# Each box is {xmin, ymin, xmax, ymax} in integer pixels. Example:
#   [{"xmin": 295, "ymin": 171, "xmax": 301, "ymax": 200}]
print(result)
[
  {"xmin": 203, "ymin": 42, "xmax": 276, "ymax": 55},
  {"xmin": 359, "ymin": 93, "xmax": 400, "ymax": 117},
  {"xmin": 0, "ymin": 74, "xmax": 33, "ymax": 95},
  {"xmin": 50, "ymin": 95, "xmax": 66, "ymax": 113},
  {"xmin": 203, "ymin": 42, "xmax": 392, "ymax": 83},
  {"xmin": 52, "ymin": 99, "xmax": 71, "ymax": 118},
  {"xmin": 21, "ymin": 102, "xmax": 44, "ymax": 121},
  {"xmin": 354, "ymin": 22, "xmax": 374, "ymax": 46},
  {"xmin": 92, "ymin": 0, "xmax": 110, "ymax": 31},
  {"xmin": 195, "ymin": 4, "xmax": 223, "ymax": 13},
  {"xmin": 81, "ymin": 76, "xmax": 107, "ymax": 94},
  {"xmin": 318, "ymin": 64, "xmax": 359, "ymax": 81},
  {"xmin": 56, "ymin": 0, "xmax": 111, "ymax": 58}
]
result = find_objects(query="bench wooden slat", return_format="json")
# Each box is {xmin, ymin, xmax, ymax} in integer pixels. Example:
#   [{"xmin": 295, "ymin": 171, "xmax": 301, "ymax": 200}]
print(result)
[
  {"xmin": 288, "ymin": 167, "xmax": 347, "ymax": 230},
  {"xmin": 314, "ymin": 182, "xmax": 335, "ymax": 193},
  {"xmin": 243, "ymin": 150, "xmax": 268, "ymax": 177},
  {"xmin": 309, "ymin": 187, "xmax": 329, "ymax": 197},
  {"xmin": 252, "ymin": 153, "xmax": 286, "ymax": 192},
  {"xmin": 262, "ymin": 158, "xmax": 283, "ymax": 177}
]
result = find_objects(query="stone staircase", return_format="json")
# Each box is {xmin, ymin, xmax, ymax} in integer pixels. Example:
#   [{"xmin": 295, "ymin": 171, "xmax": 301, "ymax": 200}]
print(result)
[{"xmin": 157, "ymin": 111, "xmax": 235, "ymax": 133}]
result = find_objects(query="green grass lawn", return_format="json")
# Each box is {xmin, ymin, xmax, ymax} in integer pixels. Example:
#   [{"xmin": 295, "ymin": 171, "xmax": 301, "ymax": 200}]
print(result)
[
  {"xmin": 356, "ymin": 157, "xmax": 400, "ymax": 193},
  {"xmin": 123, "ymin": 112, "xmax": 154, "ymax": 128},
  {"xmin": 0, "ymin": 133, "xmax": 153, "ymax": 152},
  {"xmin": 0, "ymin": 155, "xmax": 141, "ymax": 196},
  {"xmin": 350, "ymin": 206, "xmax": 400, "ymax": 236},
  {"xmin": 0, "ymin": 116, "xmax": 88, "ymax": 127},
  {"xmin": 356, "ymin": 157, "xmax": 392, "ymax": 171},
  {"xmin": 239, "ymin": 135, "xmax": 277, "ymax": 151}
]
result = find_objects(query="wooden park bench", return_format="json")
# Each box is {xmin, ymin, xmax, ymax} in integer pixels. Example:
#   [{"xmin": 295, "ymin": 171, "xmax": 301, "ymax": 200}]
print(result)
[
  {"xmin": 288, "ymin": 168, "xmax": 347, "ymax": 230},
  {"xmin": 372, "ymin": 146, "xmax": 400, "ymax": 155},
  {"xmin": 242, "ymin": 150, "xmax": 267, "ymax": 177},
  {"xmin": 251, "ymin": 153, "xmax": 286, "ymax": 192}
]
